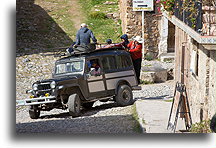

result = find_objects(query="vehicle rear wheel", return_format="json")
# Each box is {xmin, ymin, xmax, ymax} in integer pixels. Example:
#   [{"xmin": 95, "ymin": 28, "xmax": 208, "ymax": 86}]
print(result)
[
  {"xmin": 82, "ymin": 102, "xmax": 94, "ymax": 109},
  {"xmin": 115, "ymin": 85, "xmax": 133, "ymax": 106},
  {"xmin": 67, "ymin": 94, "xmax": 81, "ymax": 117},
  {"xmin": 29, "ymin": 106, "xmax": 40, "ymax": 119}
]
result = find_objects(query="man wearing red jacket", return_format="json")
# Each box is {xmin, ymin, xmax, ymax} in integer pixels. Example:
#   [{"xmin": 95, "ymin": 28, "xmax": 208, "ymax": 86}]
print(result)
[{"xmin": 127, "ymin": 36, "xmax": 143, "ymax": 84}]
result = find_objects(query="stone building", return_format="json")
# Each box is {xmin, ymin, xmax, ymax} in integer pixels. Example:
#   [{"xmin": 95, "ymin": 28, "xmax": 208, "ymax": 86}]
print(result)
[
  {"xmin": 118, "ymin": 0, "xmax": 161, "ymax": 57},
  {"xmin": 118, "ymin": 0, "xmax": 216, "ymax": 124},
  {"xmin": 161, "ymin": 3, "xmax": 216, "ymax": 123}
]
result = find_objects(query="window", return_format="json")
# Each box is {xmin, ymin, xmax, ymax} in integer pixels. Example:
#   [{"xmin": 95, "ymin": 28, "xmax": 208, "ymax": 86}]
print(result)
[
  {"xmin": 121, "ymin": 55, "xmax": 132, "ymax": 68},
  {"xmin": 116, "ymin": 55, "xmax": 123, "ymax": 69},
  {"xmin": 101, "ymin": 55, "xmax": 133, "ymax": 72},
  {"xmin": 86, "ymin": 59, "xmax": 101, "ymax": 75},
  {"xmin": 190, "ymin": 49, "xmax": 199, "ymax": 76},
  {"xmin": 102, "ymin": 56, "xmax": 117, "ymax": 72},
  {"xmin": 55, "ymin": 61, "xmax": 84, "ymax": 74}
]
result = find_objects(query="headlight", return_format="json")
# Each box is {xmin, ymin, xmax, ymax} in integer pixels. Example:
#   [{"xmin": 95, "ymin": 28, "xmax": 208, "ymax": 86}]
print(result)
[
  {"xmin": 32, "ymin": 83, "xmax": 38, "ymax": 91},
  {"xmin": 50, "ymin": 81, "xmax": 56, "ymax": 89}
]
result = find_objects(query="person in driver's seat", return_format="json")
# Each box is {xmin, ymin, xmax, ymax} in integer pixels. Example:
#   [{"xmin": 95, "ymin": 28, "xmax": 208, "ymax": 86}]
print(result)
[{"xmin": 90, "ymin": 60, "xmax": 101, "ymax": 76}]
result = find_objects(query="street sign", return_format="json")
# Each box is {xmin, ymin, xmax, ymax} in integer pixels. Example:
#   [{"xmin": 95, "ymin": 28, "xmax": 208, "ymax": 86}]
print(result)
[{"xmin": 132, "ymin": 0, "xmax": 154, "ymax": 11}]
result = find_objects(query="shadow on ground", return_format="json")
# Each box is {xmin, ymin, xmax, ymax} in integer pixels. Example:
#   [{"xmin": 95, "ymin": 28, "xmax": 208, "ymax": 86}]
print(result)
[
  {"xmin": 16, "ymin": 0, "xmax": 73, "ymax": 56},
  {"xmin": 16, "ymin": 114, "xmax": 140, "ymax": 134},
  {"xmin": 134, "ymin": 95, "xmax": 173, "ymax": 101}
]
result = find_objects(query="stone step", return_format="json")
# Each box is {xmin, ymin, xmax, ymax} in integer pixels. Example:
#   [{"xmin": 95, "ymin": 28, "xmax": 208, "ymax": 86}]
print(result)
[
  {"xmin": 159, "ymin": 52, "xmax": 175, "ymax": 62},
  {"xmin": 141, "ymin": 66, "xmax": 167, "ymax": 83}
]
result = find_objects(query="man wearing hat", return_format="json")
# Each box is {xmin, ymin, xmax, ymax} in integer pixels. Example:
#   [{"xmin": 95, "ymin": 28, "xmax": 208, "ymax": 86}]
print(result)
[
  {"xmin": 127, "ymin": 36, "xmax": 143, "ymax": 84},
  {"xmin": 75, "ymin": 23, "xmax": 97, "ymax": 47}
]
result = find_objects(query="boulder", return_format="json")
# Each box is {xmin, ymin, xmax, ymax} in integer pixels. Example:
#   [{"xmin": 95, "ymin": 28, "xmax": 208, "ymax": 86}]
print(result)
[{"xmin": 141, "ymin": 65, "xmax": 167, "ymax": 83}]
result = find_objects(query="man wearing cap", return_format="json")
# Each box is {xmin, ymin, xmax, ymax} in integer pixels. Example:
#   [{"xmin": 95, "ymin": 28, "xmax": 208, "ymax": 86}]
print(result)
[
  {"xmin": 75, "ymin": 23, "xmax": 97, "ymax": 47},
  {"xmin": 127, "ymin": 36, "xmax": 143, "ymax": 84}
]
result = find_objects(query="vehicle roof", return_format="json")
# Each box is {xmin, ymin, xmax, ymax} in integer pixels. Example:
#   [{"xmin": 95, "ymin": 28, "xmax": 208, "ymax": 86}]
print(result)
[{"xmin": 56, "ymin": 47, "xmax": 130, "ymax": 63}]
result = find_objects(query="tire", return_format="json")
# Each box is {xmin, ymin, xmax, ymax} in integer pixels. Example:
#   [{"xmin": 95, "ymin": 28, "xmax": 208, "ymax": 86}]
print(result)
[
  {"xmin": 115, "ymin": 85, "xmax": 133, "ymax": 106},
  {"xmin": 67, "ymin": 94, "xmax": 81, "ymax": 117},
  {"xmin": 29, "ymin": 106, "xmax": 40, "ymax": 119},
  {"xmin": 82, "ymin": 102, "xmax": 94, "ymax": 109}
]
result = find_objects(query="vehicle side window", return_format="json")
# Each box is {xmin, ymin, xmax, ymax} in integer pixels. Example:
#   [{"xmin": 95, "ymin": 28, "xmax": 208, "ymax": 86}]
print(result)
[
  {"xmin": 86, "ymin": 59, "xmax": 101, "ymax": 76},
  {"xmin": 102, "ymin": 56, "xmax": 117, "ymax": 72},
  {"xmin": 121, "ymin": 55, "xmax": 132, "ymax": 68},
  {"xmin": 116, "ymin": 55, "xmax": 123, "ymax": 69}
]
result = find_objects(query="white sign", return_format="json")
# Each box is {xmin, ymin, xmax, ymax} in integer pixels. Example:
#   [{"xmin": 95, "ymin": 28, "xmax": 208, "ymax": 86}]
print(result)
[{"xmin": 133, "ymin": 0, "xmax": 154, "ymax": 11}]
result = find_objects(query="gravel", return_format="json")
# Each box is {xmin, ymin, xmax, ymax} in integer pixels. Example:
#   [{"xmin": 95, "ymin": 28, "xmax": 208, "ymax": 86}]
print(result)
[
  {"xmin": 16, "ymin": 101, "xmax": 139, "ymax": 134},
  {"xmin": 133, "ymin": 80, "xmax": 175, "ymax": 101}
]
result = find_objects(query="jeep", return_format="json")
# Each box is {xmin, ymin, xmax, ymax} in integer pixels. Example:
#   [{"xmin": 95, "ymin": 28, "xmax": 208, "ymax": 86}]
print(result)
[{"xmin": 16, "ymin": 47, "xmax": 141, "ymax": 119}]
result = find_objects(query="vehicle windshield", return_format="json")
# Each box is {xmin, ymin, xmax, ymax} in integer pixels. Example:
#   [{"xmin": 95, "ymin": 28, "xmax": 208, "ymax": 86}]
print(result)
[{"xmin": 55, "ymin": 60, "xmax": 84, "ymax": 74}]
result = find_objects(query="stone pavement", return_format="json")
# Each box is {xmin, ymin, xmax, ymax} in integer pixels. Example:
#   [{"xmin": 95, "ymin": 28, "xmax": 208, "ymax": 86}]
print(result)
[
  {"xmin": 135, "ymin": 100, "xmax": 185, "ymax": 133},
  {"xmin": 133, "ymin": 81, "xmax": 186, "ymax": 133}
]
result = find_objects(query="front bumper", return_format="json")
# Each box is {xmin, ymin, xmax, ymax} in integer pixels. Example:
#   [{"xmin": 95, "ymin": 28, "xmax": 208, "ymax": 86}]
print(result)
[{"xmin": 16, "ymin": 96, "xmax": 56, "ymax": 107}]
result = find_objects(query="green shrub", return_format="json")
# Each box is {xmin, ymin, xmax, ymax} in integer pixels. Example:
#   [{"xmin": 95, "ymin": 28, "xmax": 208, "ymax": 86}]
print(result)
[
  {"xmin": 190, "ymin": 120, "xmax": 212, "ymax": 133},
  {"xmin": 89, "ymin": 11, "xmax": 106, "ymax": 19},
  {"xmin": 90, "ymin": 0, "xmax": 107, "ymax": 5}
]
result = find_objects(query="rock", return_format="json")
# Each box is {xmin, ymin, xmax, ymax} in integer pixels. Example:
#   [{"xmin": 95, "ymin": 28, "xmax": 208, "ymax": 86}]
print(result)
[
  {"xmin": 141, "ymin": 61, "xmax": 169, "ymax": 83},
  {"xmin": 113, "ymin": 13, "xmax": 120, "ymax": 19},
  {"xmin": 103, "ymin": 1, "xmax": 116, "ymax": 5},
  {"xmin": 140, "ymin": 71, "xmax": 155, "ymax": 83},
  {"xmin": 23, "ymin": 58, "xmax": 30, "ymax": 63},
  {"xmin": 106, "ymin": 13, "xmax": 113, "ymax": 19}
]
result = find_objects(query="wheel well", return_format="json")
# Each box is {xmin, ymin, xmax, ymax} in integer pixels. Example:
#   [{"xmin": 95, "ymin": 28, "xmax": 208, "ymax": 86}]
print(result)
[
  {"xmin": 115, "ymin": 80, "xmax": 131, "ymax": 95},
  {"xmin": 59, "ymin": 86, "xmax": 85, "ymax": 101}
]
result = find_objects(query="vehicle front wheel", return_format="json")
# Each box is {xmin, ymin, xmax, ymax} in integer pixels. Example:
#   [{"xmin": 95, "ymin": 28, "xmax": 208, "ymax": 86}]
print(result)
[
  {"xmin": 29, "ymin": 106, "xmax": 40, "ymax": 119},
  {"xmin": 115, "ymin": 85, "xmax": 133, "ymax": 106},
  {"xmin": 67, "ymin": 94, "xmax": 81, "ymax": 117}
]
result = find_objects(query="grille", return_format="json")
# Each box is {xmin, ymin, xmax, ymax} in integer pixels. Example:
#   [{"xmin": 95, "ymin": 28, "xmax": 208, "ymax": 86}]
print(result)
[{"xmin": 38, "ymin": 83, "xmax": 51, "ymax": 91}]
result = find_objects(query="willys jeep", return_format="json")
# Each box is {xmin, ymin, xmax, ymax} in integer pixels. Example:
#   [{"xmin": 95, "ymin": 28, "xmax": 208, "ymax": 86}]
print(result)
[{"xmin": 16, "ymin": 47, "xmax": 141, "ymax": 119}]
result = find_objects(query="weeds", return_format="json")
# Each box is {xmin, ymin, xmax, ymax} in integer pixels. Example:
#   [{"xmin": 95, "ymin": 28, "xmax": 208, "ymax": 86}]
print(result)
[
  {"xmin": 132, "ymin": 104, "xmax": 143, "ymax": 133},
  {"xmin": 140, "ymin": 80, "xmax": 154, "ymax": 85},
  {"xmin": 190, "ymin": 120, "xmax": 212, "ymax": 133}
]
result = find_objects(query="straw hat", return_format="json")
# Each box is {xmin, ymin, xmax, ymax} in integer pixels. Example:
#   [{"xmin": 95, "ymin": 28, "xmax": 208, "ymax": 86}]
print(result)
[
  {"xmin": 132, "ymin": 36, "xmax": 143, "ymax": 43},
  {"xmin": 81, "ymin": 23, "xmax": 88, "ymax": 27}
]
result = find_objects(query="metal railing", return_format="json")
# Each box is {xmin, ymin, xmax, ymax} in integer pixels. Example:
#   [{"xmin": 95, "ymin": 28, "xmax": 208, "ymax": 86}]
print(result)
[
  {"xmin": 174, "ymin": 0, "xmax": 216, "ymax": 36},
  {"xmin": 174, "ymin": 0, "xmax": 203, "ymax": 33}
]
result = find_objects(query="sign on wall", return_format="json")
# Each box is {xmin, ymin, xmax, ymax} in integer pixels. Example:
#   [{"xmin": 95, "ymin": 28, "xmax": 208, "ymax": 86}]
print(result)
[{"xmin": 133, "ymin": 0, "xmax": 154, "ymax": 11}]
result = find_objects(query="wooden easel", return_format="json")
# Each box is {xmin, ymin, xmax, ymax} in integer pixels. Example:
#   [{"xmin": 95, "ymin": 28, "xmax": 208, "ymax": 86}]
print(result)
[{"xmin": 167, "ymin": 82, "xmax": 192, "ymax": 133}]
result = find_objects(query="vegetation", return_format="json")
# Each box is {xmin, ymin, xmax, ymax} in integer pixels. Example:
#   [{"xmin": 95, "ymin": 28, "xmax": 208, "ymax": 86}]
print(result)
[
  {"xmin": 36, "ymin": 0, "xmax": 76, "ymax": 39},
  {"xmin": 190, "ymin": 120, "xmax": 212, "ymax": 133},
  {"xmin": 158, "ymin": 0, "xmax": 175, "ymax": 14},
  {"xmin": 78, "ymin": 0, "xmax": 122, "ymax": 43},
  {"xmin": 140, "ymin": 80, "xmax": 154, "ymax": 85},
  {"xmin": 132, "ymin": 104, "xmax": 143, "ymax": 133}
]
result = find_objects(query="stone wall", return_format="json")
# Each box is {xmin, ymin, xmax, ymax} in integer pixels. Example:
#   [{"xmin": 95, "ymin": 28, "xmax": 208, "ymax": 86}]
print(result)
[
  {"xmin": 118, "ymin": 0, "xmax": 161, "ymax": 56},
  {"xmin": 174, "ymin": 26, "xmax": 216, "ymax": 123}
]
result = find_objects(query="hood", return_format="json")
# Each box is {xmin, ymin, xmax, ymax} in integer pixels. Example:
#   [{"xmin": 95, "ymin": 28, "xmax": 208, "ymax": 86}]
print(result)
[
  {"xmin": 120, "ymin": 34, "xmax": 128, "ymax": 40},
  {"xmin": 120, "ymin": 34, "xmax": 129, "ymax": 45},
  {"xmin": 80, "ymin": 27, "xmax": 89, "ymax": 33}
]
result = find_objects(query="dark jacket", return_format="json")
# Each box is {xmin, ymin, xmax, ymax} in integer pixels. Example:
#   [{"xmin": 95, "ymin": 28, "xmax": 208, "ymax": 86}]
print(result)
[{"xmin": 75, "ymin": 27, "xmax": 97, "ymax": 45}]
